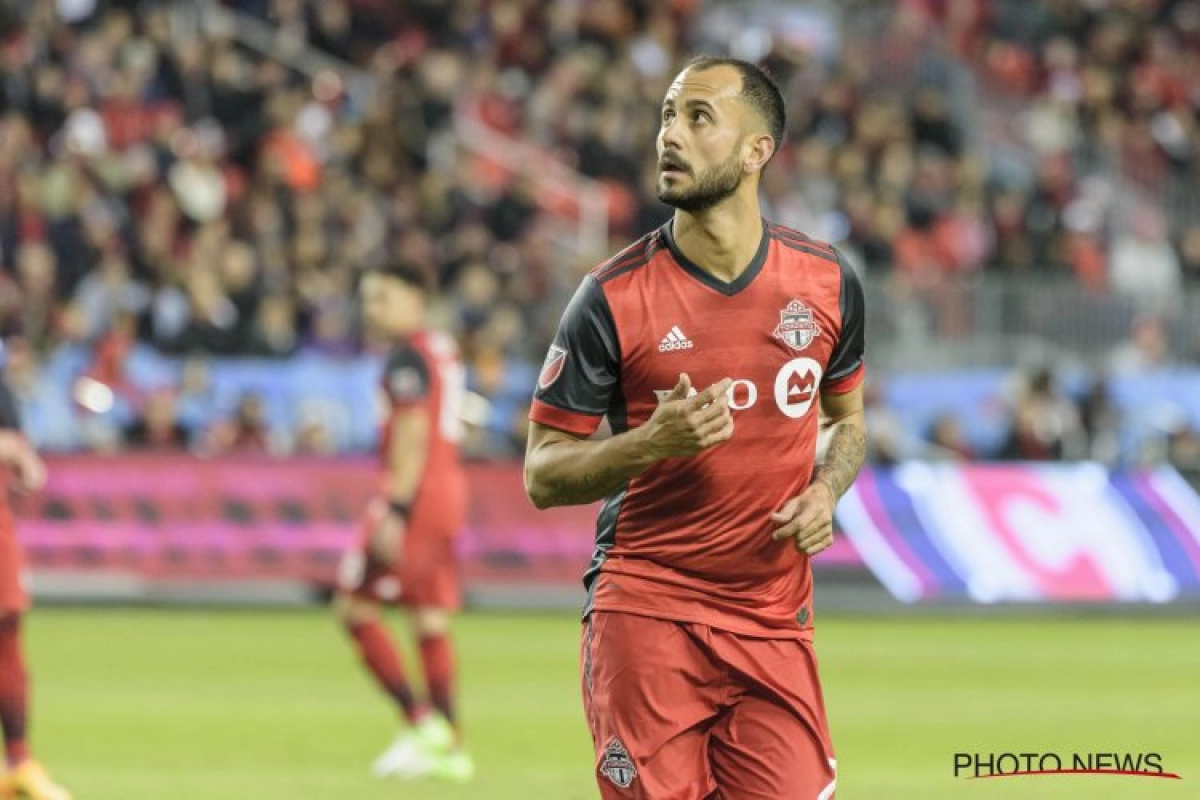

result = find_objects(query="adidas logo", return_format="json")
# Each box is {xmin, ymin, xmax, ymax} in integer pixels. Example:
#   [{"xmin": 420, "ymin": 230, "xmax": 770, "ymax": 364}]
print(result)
[{"xmin": 658, "ymin": 325, "xmax": 694, "ymax": 352}]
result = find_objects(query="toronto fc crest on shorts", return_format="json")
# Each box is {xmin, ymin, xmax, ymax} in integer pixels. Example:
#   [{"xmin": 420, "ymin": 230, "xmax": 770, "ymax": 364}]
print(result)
[
  {"xmin": 600, "ymin": 737, "xmax": 637, "ymax": 788},
  {"xmin": 773, "ymin": 299, "xmax": 821, "ymax": 351}
]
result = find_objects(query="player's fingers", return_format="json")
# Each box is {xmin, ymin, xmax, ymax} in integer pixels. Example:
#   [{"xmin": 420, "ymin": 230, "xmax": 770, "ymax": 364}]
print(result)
[
  {"xmin": 699, "ymin": 418, "xmax": 734, "ymax": 448},
  {"xmin": 771, "ymin": 516, "xmax": 805, "ymax": 541},
  {"xmin": 772, "ymin": 502, "xmax": 825, "ymax": 541},
  {"xmin": 770, "ymin": 496, "xmax": 802, "ymax": 524},
  {"xmin": 688, "ymin": 378, "xmax": 733, "ymax": 410},
  {"xmin": 797, "ymin": 521, "xmax": 834, "ymax": 551},
  {"xmin": 786, "ymin": 499, "xmax": 824, "ymax": 533},
  {"xmin": 668, "ymin": 373, "xmax": 692, "ymax": 401},
  {"xmin": 692, "ymin": 397, "xmax": 731, "ymax": 427},
  {"xmin": 691, "ymin": 410, "xmax": 724, "ymax": 434},
  {"xmin": 797, "ymin": 525, "xmax": 834, "ymax": 556}
]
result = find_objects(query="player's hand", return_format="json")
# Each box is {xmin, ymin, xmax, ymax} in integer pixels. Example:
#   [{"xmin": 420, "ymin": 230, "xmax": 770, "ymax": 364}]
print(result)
[
  {"xmin": 0, "ymin": 432, "xmax": 46, "ymax": 494},
  {"xmin": 770, "ymin": 481, "xmax": 836, "ymax": 556},
  {"xmin": 16, "ymin": 450, "xmax": 47, "ymax": 492},
  {"xmin": 642, "ymin": 373, "xmax": 734, "ymax": 459},
  {"xmin": 368, "ymin": 511, "xmax": 406, "ymax": 567}
]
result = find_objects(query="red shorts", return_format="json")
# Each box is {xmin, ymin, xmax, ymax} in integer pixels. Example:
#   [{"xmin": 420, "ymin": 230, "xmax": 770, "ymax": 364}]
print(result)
[
  {"xmin": 337, "ymin": 499, "xmax": 461, "ymax": 611},
  {"xmin": 582, "ymin": 611, "xmax": 837, "ymax": 800},
  {"xmin": 0, "ymin": 509, "xmax": 29, "ymax": 613}
]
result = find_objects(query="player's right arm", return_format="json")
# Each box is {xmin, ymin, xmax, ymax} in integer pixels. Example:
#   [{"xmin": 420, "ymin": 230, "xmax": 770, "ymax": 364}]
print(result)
[
  {"xmin": 524, "ymin": 275, "xmax": 732, "ymax": 509},
  {"xmin": 526, "ymin": 374, "xmax": 732, "ymax": 508},
  {"xmin": 0, "ymin": 373, "xmax": 45, "ymax": 492}
]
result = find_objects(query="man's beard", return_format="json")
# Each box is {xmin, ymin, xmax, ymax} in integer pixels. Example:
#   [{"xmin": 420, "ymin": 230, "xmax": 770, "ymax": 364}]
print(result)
[{"xmin": 657, "ymin": 152, "xmax": 744, "ymax": 213}]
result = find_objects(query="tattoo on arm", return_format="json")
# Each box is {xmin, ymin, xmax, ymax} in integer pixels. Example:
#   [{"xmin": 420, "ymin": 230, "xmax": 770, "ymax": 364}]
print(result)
[
  {"xmin": 813, "ymin": 422, "xmax": 867, "ymax": 501},
  {"xmin": 541, "ymin": 465, "xmax": 632, "ymax": 505}
]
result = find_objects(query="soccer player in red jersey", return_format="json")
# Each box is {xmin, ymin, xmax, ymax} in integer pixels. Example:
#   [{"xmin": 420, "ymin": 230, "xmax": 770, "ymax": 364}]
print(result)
[
  {"xmin": 0, "ymin": 373, "xmax": 71, "ymax": 800},
  {"xmin": 334, "ymin": 263, "xmax": 473, "ymax": 783},
  {"xmin": 525, "ymin": 57, "xmax": 867, "ymax": 799}
]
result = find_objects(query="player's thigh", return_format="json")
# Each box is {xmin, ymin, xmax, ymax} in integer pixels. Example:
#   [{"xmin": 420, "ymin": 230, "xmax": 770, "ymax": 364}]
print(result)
[
  {"xmin": 582, "ymin": 612, "xmax": 722, "ymax": 800},
  {"xmin": 709, "ymin": 693, "xmax": 836, "ymax": 799},
  {"xmin": 709, "ymin": 636, "xmax": 836, "ymax": 799},
  {"xmin": 398, "ymin": 533, "xmax": 460, "ymax": 611},
  {"xmin": 336, "ymin": 534, "xmax": 402, "ymax": 606},
  {"xmin": 0, "ymin": 526, "xmax": 28, "ymax": 614}
]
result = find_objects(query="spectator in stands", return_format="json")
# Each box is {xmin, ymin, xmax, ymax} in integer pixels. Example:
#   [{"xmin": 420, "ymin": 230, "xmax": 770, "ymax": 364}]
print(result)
[
  {"xmin": 123, "ymin": 387, "xmax": 190, "ymax": 451},
  {"xmin": 1109, "ymin": 208, "xmax": 1183, "ymax": 315},
  {"xmin": 1110, "ymin": 315, "xmax": 1173, "ymax": 375},
  {"xmin": 924, "ymin": 413, "xmax": 976, "ymax": 461},
  {"xmin": 204, "ymin": 392, "xmax": 272, "ymax": 454},
  {"xmin": 1166, "ymin": 422, "xmax": 1200, "ymax": 488},
  {"xmin": 999, "ymin": 367, "xmax": 1085, "ymax": 461},
  {"xmin": 1178, "ymin": 224, "xmax": 1200, "ymax": 285},
  {"xmin": 862, "ymin": 380, "xmax": 906, "ymax": 466},
  {"xmin": 1078, "ymin": 377, "xmax": 1122, "ymax": 467}
]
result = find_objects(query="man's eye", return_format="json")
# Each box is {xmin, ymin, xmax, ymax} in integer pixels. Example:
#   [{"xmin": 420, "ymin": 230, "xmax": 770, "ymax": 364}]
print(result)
[{"xmin": 662, "ymin": 110, "xmax": 675, "ymax": 123}]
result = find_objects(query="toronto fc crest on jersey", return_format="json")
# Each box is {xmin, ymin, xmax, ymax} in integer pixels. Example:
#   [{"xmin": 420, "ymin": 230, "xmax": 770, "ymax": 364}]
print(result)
[
  {"xmin": 538, "ymin": 345, "xmax": 568, "ymax": 390},
  {"xmin": 599, "ymin": 737, "xmax": 637, "ymax": 788},
  {"xmin": 773, "ymin": 299, "xmax": 821, "ymax": 351}
]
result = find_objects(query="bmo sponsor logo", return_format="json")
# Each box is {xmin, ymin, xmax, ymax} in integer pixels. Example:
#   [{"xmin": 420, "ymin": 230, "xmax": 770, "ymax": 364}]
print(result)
[
  {"xmin": 727, "ymin": 379, "xmax": 758, "ymax": 410},
  {"xmin": 654, "ymin": 358, "xmax": 823, "ymax": 418},
  {"xmin": 773, "ymin": 358, "xmax": 822, "ymax": 418}
]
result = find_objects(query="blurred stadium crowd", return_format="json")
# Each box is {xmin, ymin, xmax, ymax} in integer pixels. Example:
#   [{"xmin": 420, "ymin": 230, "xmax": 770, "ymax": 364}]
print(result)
[{"xmin": 0, "ymin": 0, "xmax": 1197, "ymax": 477}]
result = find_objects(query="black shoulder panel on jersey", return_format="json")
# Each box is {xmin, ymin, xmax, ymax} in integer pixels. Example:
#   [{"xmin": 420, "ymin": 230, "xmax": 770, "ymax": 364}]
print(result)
[
  {"xmin": 0, "ymin": 373, "xmax": 21, "ymax": 431},
  {"xmin": 826, "ymin": 247, "xmax": 866, "ymax": 382},
  {"xmin": 383, "ymin": 343, "xmax": 432, "ymax": 403},
  {"xmin": 769, "ymin": 224, "xmax": 840, "ymax": 265},
  {"xmin": 592, "ymin": 229, "xmax": 663, "ymax": 284},
  {"xmin": 534, "ymin": 276, "xmax": 621, "ymax": 418}
]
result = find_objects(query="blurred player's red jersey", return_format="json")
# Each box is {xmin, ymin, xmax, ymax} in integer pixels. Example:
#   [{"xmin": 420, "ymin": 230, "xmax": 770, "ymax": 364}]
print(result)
[
  {"xmin": 379, "ymin": 329, "xmax": 467, "ymax": 538},
  {"xmin": 0, "ymin": 375, "xmax": 29, "ymax": 612},
  {"xmin": 530, "ymin": 221, "xmax": 865, "ymax": 640}
]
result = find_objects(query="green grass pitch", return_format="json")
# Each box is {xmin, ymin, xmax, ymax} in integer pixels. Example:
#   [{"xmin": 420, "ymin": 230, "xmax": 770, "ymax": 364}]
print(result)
[{"xmin": 22, "ymin": 608, "xmax": 1200, "ymax": 799}]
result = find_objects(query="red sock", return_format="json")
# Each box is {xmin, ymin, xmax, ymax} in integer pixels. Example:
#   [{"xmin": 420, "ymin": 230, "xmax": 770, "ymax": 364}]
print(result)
[
  {"xmin": 418, "ymin": 634, "xmax": 457, "ymax": 732},
  {"xmin": 346, "ymin": 620, "xmax": 424, "ymax": 725},
  {"xmin": 0, "ymin": 615, "xmax": 29, "ymax": 767}
]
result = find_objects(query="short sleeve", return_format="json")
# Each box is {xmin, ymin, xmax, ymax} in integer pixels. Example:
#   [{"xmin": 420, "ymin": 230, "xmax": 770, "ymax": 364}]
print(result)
[
  {"xmin": 383, "ymin": 345, "xmax": 432, "ymax": 407},
  {"xmin": 823, "ymin": 248, "xmax": 866, "ymax": 394},
  {"xmin": 529, "ymin": 276, "xmax": 620, "ymax": 437}
]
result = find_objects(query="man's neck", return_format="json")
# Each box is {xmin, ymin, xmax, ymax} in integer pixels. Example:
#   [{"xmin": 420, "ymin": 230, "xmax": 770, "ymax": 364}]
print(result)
[{"xmin": 670, "ymin": 195, "xmax": 764, "ymax": 284}]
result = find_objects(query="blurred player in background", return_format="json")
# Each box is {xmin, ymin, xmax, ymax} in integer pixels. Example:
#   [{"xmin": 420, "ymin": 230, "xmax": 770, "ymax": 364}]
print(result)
[
  {"xmin": 0, "ymin": 368, "xmax": 71, "ymax": 800},
  {"xmin": 525, "ymin": 57, "xmax": 866, "ymax": 798},
  {"xmin": 334, "ymin": 263, "xmax": 473, "ymax": 783}
]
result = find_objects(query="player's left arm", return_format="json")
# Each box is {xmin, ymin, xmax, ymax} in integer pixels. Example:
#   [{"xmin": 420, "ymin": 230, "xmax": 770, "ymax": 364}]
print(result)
[
  {"xmin": 771, "ymin": 249, "xmax": 867, "ymax": 556},
  {"xmin": 371, "ymin": 349, "xmax": 434, "ymax": 566}
]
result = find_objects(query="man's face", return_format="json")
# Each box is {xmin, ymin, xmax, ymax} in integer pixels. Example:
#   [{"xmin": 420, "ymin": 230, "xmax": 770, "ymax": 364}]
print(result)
[
  {"xmin": 656, "ymin": 65, "xmax": 748, "ymax": 213},
  {"xmin": 361, "ymin": 274, "xmax": 422, "ymax": 339}
]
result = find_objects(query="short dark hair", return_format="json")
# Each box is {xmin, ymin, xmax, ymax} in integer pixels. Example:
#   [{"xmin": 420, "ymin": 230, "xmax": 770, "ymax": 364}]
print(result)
[
  {"xmin": 684, "ymin": 56, "xmax": 786, "ymax": 156},
  {"xmin": 367, "ymin": 261, "xmax": 434, "ymax": 294}
]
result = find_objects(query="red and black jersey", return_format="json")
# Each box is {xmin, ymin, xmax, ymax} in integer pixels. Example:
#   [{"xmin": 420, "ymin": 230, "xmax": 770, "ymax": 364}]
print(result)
[
  {"xmin": 380, "ymin": 329, "xmax": 467, "ymax": 537},
  {"xmin": 0, "ymin": 372, "xmax": 28, "ymax": 513},
  {"xmin": 530, "ymin": 220, "xmax": 865, "ymax": 640}
]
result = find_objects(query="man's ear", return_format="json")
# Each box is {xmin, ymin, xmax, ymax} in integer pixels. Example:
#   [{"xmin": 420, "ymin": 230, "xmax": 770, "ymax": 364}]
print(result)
[{"xmin": 743, "ymin": 132, "xmax": 776, "ymax": 173}]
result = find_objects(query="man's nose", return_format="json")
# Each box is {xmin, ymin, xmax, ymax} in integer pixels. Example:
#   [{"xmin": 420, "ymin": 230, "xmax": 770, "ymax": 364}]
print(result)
[{"xmin": 658, "ymin": 118, "xmax": 682, "ymax": 154}]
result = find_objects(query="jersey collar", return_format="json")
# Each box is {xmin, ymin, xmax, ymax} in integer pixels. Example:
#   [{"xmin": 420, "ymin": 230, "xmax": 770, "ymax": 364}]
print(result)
[{"xmin": 661, "ymin": 218, "xmax": 770, "ymax": 297}]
